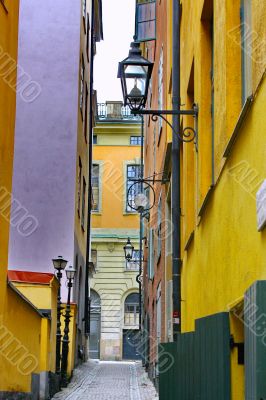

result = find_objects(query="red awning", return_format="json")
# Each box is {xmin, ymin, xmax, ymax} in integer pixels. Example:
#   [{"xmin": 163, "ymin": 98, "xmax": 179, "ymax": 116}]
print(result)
[{"xmin": 8, "ymin": 270, "xmax": 55, "ymax": 285}]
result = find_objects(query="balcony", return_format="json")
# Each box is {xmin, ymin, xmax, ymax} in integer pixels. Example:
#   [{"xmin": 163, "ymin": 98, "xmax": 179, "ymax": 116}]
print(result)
[{"xmin": 97, "ymin": 101, "xmax": 141, "ymax": 121}]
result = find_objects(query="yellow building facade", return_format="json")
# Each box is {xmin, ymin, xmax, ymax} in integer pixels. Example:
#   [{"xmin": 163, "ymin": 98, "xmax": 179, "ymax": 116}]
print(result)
[
  {"xmin": 139, "ymin": 0, "xmax": 266, "ymax": 398},
  {"xmin": 90, "ymin": 102, "xmax": 142, "ymax": 360},
  {"xmin": 0, "ymin": 3, "xmax": 60, "ymax": 398}
]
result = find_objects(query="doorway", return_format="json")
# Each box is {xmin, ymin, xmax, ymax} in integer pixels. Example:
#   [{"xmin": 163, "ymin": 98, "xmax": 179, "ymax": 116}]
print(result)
[{"xmin": 89, "ymin": 290, "xmax": 101, "ymax": 359}]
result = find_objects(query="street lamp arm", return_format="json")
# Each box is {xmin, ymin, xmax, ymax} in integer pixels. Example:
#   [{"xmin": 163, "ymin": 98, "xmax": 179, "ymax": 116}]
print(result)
[{"xmin": 132, "ymin": 105, "xmax": 199, "ymax": 145}]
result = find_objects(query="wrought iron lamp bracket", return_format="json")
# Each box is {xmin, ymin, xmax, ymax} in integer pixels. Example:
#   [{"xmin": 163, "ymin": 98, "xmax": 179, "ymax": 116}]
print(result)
[{"xmin": 132, "ymin": 104, "xmax": 199, "ymax": 150}]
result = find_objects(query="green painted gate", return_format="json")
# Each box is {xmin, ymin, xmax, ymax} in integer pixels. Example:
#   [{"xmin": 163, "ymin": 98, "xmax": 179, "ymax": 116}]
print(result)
[
  {"xmin": 245, "ymin": 280, "xmax": 266, "ymax": 400},
  {"xmin": 159, "ymin": 312, "xmax": 231, "ymax": 399}
]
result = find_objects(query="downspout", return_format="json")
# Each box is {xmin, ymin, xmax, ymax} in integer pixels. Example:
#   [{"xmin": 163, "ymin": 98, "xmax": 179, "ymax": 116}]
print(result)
[
  {"xmin": 172, "ymin": 0, "xmax": 181, "ymax": 338},
  {"xmin": 137, "ymin": 115, "xmax": 144, "ymax": 331},
  {"xmin": 84, "ymin": 0, "xmax": 95, "ymax": 337}
]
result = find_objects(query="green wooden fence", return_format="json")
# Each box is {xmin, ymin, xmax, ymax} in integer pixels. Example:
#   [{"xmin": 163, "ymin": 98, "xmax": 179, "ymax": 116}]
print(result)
[{"xmin": 159, "ymin": 312, "xmax": 231, "ymax": 400}]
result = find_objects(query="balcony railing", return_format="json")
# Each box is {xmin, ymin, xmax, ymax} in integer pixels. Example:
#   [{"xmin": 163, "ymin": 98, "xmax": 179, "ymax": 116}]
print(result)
[{"xmin": 97, "ymin": 102, "xmax": 141, "ymax": 121}]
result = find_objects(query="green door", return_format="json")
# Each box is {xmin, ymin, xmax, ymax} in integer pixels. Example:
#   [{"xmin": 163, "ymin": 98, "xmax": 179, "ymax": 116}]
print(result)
[{"xmin": 245, "ymin": 280, "xmax": 266, "ymax": 399}]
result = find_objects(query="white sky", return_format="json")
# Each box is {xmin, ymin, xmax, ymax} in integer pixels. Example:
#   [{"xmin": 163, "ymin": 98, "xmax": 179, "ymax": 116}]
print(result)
[{"xmin": 94, "ymin": 0, "xmax": 135, "ymax": 103}]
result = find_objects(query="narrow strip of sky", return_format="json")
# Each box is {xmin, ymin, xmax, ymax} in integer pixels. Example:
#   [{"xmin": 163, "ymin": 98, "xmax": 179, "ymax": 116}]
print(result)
[{"xmin": 94, "ymin": 0, "xmax": 135, "ymax": 103}]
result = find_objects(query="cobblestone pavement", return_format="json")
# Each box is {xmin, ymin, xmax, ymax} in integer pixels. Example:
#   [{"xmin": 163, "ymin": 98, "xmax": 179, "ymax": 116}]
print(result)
[{"xmin": 52, "ymin": 360, "xmax": 158, "ymax": 400}]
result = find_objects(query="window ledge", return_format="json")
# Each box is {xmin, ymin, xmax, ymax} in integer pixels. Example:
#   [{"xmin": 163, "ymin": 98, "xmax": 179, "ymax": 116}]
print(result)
[
  {"xmin": 0, "ymin": 0, "xmax": 8, "ymax": 13},
  {"xmin": 123, "ymin": 212, "xmax": 138, "ymax": 216},
  {"xmin": 198, "ymin": 186, "xmax": 214, "ymax": 218},
  {"xmin": 223, "ymin": 95, "xmax": 254, "ymax": 158},
  {"xmin": 184, "ymin": 230, "xmax": 194, "ymax": 252}
]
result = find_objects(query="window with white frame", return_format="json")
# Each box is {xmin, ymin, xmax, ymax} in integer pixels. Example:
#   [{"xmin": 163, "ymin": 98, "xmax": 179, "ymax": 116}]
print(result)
[
  {"xmin": 91, "ymin": 249, "xmax": 97, "ymax": 270},
  {"xmin": 92, "ymin": 164, "xmax": 100, "ymax": 212},
  {"xmin": 148, "ymin": 228, "xmax": 154, "ymax": 280},
  {"xmin": 77, "ymin": 158, "xmax": 82, "ymax": 216},
  {"xmin": 130, "ymin": 136, "xmax": 142, "ymax": 146},
  {"xmin": 241, "ymin": 0, "xmax": 252, "ymax": 104},
  {"xmin": 80, "ymin": 57, "xmax": 85, "ymax": 112},
  {"xmin": 126, "ymin": 249, "xmax": 141, "ymax": 271},
  {"xmin": 158, "ymin": 48, "xmax": 163, "ymax": 136},
  {"xmin": 81, "ymin": 177, "xmax": 86, "ymax": 229},
  {"xmin": 124, "ymin": 293, "xmax": 139, "ymax": 326},
  {"xmin": 126, "ymin": 165, "xmax": 141, "ymax": 212},
  {"xmin": 82, "ymin": 0, "xmax": 86, "ymax": 18}
]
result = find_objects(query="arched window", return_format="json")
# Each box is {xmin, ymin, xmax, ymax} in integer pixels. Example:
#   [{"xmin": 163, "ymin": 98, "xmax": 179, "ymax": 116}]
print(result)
[{"xmin": 124, "ymin": 293, "xmax": 139, "ymax": 326}]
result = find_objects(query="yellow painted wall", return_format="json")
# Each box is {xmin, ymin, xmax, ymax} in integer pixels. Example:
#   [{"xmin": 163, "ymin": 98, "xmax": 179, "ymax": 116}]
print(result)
[
  {"xmin": 0, "ymin": 285, "xmax": 42, "ymax": 393},
  {"xmin": 13, "ymin": 280, "xmax": 58, "ymax": 373},
  {"xmin": 178, "ymin": 1, "xmax": 266, "ymax": 399},
  {"xmin": 0, "ymin": 0, "xmax": 19, "ymax": 315},
  {"xmin": 141, "ymin": 0, "xmax": 265, "ymax": 396},
  {"xmin": 92, "ymin": 120, "xmax": 141, "ymax": 229}
]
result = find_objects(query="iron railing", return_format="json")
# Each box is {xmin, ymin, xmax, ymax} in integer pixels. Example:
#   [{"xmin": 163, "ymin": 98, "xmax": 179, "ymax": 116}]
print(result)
[{"xmin": 97, "ymin": 103, "xmax": 141, "ymax": 120}]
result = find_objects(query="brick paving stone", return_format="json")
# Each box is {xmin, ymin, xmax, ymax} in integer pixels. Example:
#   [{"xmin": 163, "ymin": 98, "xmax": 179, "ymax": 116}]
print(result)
[{"xmin": 52, "ymin": 360, "xmax": 158, "ymax": 400}]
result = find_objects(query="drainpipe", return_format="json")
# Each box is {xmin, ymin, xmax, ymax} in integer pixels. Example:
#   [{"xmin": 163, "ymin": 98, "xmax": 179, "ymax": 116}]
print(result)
[
  {"xmin": 172, "ymin": 0, "xmax": 181, "ymax": 338},
  {"xmin": 137, "ymin": 116, "xmax": 144, "ymax": 332},
  {"xmin": 84, "ymin": 0, "xmax": 95, "ymax": 338}
]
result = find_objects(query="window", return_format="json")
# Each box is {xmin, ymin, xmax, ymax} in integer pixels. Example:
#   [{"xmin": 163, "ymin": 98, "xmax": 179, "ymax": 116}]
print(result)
[
  {"xmin": 200, "ymin": 0, "xmax": 215, "ymax": 197},
  {"xmin": 93, "ymin": 135, "xmax": 98, "ymax": 144},
  {"xmin": 156, "ymin": 283, "xmax": 162, "ymax": 342},
  {"xmin": 148, "ymin": 228, "xmax": 154, "ymax": 279},
  {"xmin": 80, "ymin": 57, "xmax": 85, "ymax": 113},
  {"xmin": 135, "ymin": 1, "xmax": 156, "ymax": 42},
  {"xmin": 126, "ymin": 165, "xmax": 141, "ymax": 212},
  {"xmin": 126, "ymin": 249, "xmax": 141, "ymax": 271},
  {"xmin": 81, "ymin": 177, "xmax": 86, "ymax": 229},
  {"xmin": 82, "ymin": 0, "xmax": 86, "ymax": 19},
  {"xmin": 84, "ymin": 84, "xmax": 88, "ymax": 141},
  {"xmin": 77, "ymin": 158, "xmax": 82, "ymax": 216},
  {"xmin": 86, "ymin": 14, "xmax": 90, "ymax": 61},
  {"xmin": 157, "ymin": 194, "xmax": 162, "ymax": 259},
  {"xmin": 241, "ymin": 0, "xmax": 252, "ymax": 104},
  {"xmin": 158, "ymin": 48, "xmax": 163, "ymax": 137},
  {"xmin": 91, "ymin": 249, "xmax": 97, "ymax": 270},
  {"xmin": 92, "ymin": 164, "xmax": 100, "ymax": 211},
  {"xmin": 130, "ymin": 136, "xmax": 142, "ymax": 145},
  {"xmin": 124, "ymin": 293, "xmax": 139, "ymax": 326}
]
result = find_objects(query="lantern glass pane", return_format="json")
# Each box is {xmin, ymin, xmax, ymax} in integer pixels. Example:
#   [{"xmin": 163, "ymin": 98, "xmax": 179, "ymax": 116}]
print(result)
[
  {"xmin": 124, "ymin": 64, "xmax": 148, "ymax": 77},
  {"xmin": 126, "ymin": 77, "xmax": 146, "ymax": 98}
]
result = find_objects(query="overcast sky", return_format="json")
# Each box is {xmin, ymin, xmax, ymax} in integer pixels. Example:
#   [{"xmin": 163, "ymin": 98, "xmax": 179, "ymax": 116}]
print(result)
[{"xmin": 94, "ymin": 0, "xmax": 135, "ymax": 103}]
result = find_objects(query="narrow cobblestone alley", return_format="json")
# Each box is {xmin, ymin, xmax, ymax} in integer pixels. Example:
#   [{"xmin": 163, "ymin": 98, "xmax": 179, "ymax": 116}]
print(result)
[{"xmin": 52, "ymin": 361, "xmax": 159, "ymax": 400}]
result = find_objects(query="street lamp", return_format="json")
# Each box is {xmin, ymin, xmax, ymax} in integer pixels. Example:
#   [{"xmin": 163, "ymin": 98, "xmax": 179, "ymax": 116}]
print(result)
[
  {"xmin": 124, "ymin": 237, "xmax": 134, "ymax": 262},
  {"xmin": 53, "ymin": 256, "xmax": 68, "ymax": 375},
  {"xmin": 118, "ymin": 42, "xmax": 153, "ymax": 112},
  {"xmin": 118, "ymin": 42, "xmax": 198, "ymax": 144},
  {"xmin": 61, "ymin": 265, "xmax": 76, "ymax": 387}
]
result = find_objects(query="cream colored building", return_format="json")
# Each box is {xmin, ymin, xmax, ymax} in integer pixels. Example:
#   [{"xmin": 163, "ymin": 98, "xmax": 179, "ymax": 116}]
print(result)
[{"xmin": 90, "ymin": 102, "xmax": 142, "ymax": 360}]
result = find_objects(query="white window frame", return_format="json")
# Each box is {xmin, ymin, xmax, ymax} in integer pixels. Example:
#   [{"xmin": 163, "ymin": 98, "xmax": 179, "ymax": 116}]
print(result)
[
  {"xmin": 125, "ymin": 162, "xmax": 142, "ymax": 213},
  {"xmin": 80, "ymin": 56, "xmax": 85, "ymax": 113},
  {"xmin": 158, "ymin": 47, "xmax": 164, "ymax": 138},
  {"xmin": 241, "ymin": 0, "xmax": 252, "ymax": 104},
  {"xmin": 91, "ymin": 162, "xmax": 103, "ymax": 213},
  {"xmin": 125, "ymin": 249, "xmax": 141, "ymax": 271}
]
